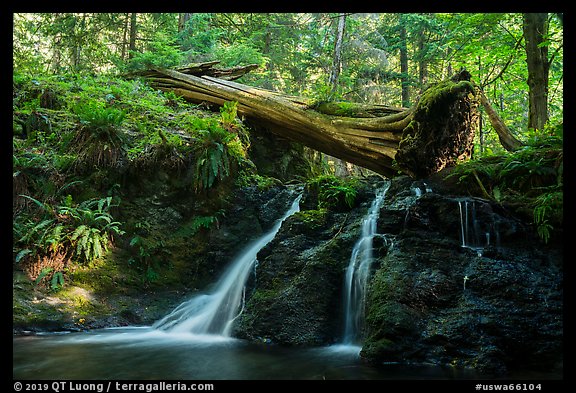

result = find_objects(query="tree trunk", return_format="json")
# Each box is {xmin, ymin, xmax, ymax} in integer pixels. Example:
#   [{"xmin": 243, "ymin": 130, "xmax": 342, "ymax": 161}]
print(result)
[
  {"xmin": 328, "ymin": 13, "xmax": 346, "ymax": 100},
  {"xmin": 178, "ymin": 13, "xmax": 192, "ymax": 33},
  {"xmin": 417, "ymin": 33, "xmax": 428, "ymax": 89},
  {"xmin": 128, "ymin": 13, "xmax": 138, "ymax": 59},
  {"xmin": 134, "ymin": 64, "xmax": 479, "ymax": 179},
  {"xmin": 523, "ymin": 13, "xmax": 549, "ymax": 131},
  {"xmin": 121, "ymin": 13, "xmax": 129, "ymax": 61},
  {"xmin": 415, "ymin": 14, "xmax": 430, "ymax": 90},
  {"xmin": 399, "ymin": 17, "xmax": 410, "ymax": 107}
]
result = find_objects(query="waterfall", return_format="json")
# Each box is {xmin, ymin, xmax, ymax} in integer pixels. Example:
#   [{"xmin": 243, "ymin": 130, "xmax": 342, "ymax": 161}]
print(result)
[
  {"xmin": 457, "ymin": 199, "xmax": 491, "ymax": 257},
  {"xmin": 153, "ymin": 193, "xmax": 302, "ymax": 337},
  {"xmin": 341, "ymin": 183, "xmax": 390, "ymax": 345}
]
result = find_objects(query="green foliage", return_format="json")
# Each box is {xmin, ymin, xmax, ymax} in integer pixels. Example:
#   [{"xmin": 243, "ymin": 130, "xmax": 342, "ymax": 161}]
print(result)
[
  {"xmin": 193, "ymin": 128, "xmax": 233, "ymax": 191},
  {"xmin": 213, "ymin": 41, "xmax": 268, "ymax": 69},
  {"xmin": 125, "ymin": 32, "xmax": 184, "ymax": 72},
  {"xmin": 127, "ymin": 234, "xmax": 167, "ymax": 283},
  {"xmin": 189, "ymin": 215, "xmax": 219, "ymax": 233},
  {"xmin": 445, "ymin": 130, "xmax": 563, "ymax": 243},
  {"xmin": 177, "ymin": 13, "xmax": 222, "ymax": 61},
  {"xmin": 70, "ymin": 100, "xmax": 128, "ymax": 170},
  {"xmin": 12, "ymin": 12, "xmax": 563, "ymax": 132},
  {"xmin": 306, "ymin": 175, "xmax": 359, "ymax": 211},
  {"xmin": 34, "ymin": 268, "xmax": 65, "ymax": 291},
  {"xmin": 163, "ymin": 90, "xmax": 186, "ymax": 108},
  {"xmin": 13, "ymin": 193, "xmax": 124, "ymax": 290},
  {"xmin": 533, "ymin": 191, "xmax": 563, "ymax": 244},
  {"xmin": 73, "ymin": 98, "xmax": 125, "ymax": 124},
  {"xmin": 175, "ymin": 212, "xmax": 224, "ymax": 237},
  {"xmin": 219, "ymin": 100, "xmax": 239, "ymax": 126},
  {"xmin": 191, "ymin": 101, "xmax": 247, "ymax": 192},
  {"xmin": 14, "ymin": 195, "xmax": 124, "ymax": 265}
]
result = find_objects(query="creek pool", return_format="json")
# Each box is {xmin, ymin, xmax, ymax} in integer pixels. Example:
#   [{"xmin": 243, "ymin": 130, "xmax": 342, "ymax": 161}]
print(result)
[{"xmin": 13, "ymin": 327, "xmax": 481, "ymax": 380}]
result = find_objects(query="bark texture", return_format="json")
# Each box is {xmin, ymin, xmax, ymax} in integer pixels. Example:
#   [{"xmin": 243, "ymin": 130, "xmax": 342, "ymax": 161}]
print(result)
[{"xmin": 132, "ymin": 63, "xmax": 479, "ymax": 179}]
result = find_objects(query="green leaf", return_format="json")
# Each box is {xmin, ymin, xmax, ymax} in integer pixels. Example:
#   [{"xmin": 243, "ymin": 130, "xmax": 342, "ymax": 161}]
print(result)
[
  {"xmin": 95, "ymin": 214, "xmax": 112, "ymax": 224},
  {"xmin": 50, "ymin": 271, "xmax": 65, "ymax": 291},
  {"xmin": 130, "ymin": 236, "xmax": 142, "ymax": 247},
  {"xmin": 15, "ymin": 249, "xmax": 33, "ymax": 264},
  {"xmin": 93, "ymin": 237, "xmax": 103, "ymax": 259},
  {"xmin": 35, "ymin": 268, "xmax": 53, "ymax": 286},
  {"xmin": 70, "ymin": 225, "xmax": 88, "ymax": 241},
  {"xmin": 19, "ymin": 194, "xmax": 48, "ymax": 211},
  {"xmin": 492, "ymin": 186, "xmax": 501, "ymax": 202}
]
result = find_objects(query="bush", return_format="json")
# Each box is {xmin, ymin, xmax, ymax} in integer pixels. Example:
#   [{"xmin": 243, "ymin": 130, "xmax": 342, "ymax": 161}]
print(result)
[
  {"xmin": 305, "ymin": 175, "xmax": 359, "ymax": 211},
  {"xmin": 70, "ymin": 100, "xmax": 128, "ymax": 171},
  {"xmin": 14, "ymin": 195, "xmax": 124, "ymax": 290}
]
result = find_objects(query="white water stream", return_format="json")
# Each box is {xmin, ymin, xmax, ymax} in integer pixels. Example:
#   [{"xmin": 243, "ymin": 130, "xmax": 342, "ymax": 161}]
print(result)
[
  {"xmin": 152, "ymin": 194, "xmax": 302, "ymax": 337},
  {"xmin": 341, "ymin": 183, "xmax": 390, "ymax": 346},
  {"xmin": 457, "ymin": 199, "xmax": 491, "ymax": 256}
]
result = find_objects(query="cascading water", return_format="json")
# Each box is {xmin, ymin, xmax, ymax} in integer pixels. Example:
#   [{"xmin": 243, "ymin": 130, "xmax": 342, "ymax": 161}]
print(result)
[
  {"xmin": 153, "ymin": 193, "xmax": 302, "ymax": 337},
  {"xmin": 457, "ymin": 199, "xmax": 492, "ymax": 257},
  {"xmin": 341, "ymin": 183, "xmax": 390, "ymax": 346}
]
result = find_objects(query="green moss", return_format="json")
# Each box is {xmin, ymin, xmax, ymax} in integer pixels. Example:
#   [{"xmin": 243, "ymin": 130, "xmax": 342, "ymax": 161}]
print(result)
[
  {"xmin": 364, "ymin": 337, "xmax": 395, "ymax": 351},
  {"xmin": 236, "ymin": 173, "xmax": 283, "ymax": 190},
  {"xmin": 417, "ymin": 80, "xmax": 474, "ymax": 118},
  {"xmin": 293, "ymin": 209, "xmax": 328, "ymax": 230},
  {"xmin": 250, "ymin": 288, "xmax": 280, "ymax": 304},
  {"xmin": 313, "ymin": 101, "xmax": 358, "ymax": 116}
]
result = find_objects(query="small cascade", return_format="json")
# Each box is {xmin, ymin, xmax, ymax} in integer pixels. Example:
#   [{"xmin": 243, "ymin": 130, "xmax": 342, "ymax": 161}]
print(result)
[
  {"xmin": 153, "ymin": 193, "xmax": 302, "ymax": 337},
  {"xmin": 457, "ymin": 199, "xmax": 492, "ymax": 256},
  {"xmin": 412, "ymin": 182, "xmax": 432, "ymax": 197},
  {"xmin": 341, "ymin": 183, "xmax": 390, "ymax": 346}
]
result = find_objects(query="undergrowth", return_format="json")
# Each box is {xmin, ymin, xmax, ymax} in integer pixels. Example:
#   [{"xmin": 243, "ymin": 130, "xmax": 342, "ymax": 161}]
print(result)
[
  {"xmin": 445, "ymin": 127, "xmax": 563, "ymax": 243},
  {"xmin": 12, "ymin": 73, "xmax": 256, "ymax": 290}
]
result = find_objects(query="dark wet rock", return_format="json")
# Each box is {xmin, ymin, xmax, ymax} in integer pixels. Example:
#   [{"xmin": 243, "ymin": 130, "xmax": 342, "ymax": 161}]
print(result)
[
  {"xmin": 361, "ymin": 176, "xmax": 563, "ymax": 377},
  {"xmin": 206, "ymin": 185, "xmax": 299, "ymax": 264},
  {"xmin": 233, "ymin": 174, "xmax": 562, "ymax": 377},
  {"xmin": 233, "ymin": 179, "xmax": 388, "ymax": 345}
]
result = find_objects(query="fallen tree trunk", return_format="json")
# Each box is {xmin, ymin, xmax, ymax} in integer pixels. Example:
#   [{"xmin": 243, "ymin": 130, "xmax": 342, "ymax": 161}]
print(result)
[
  {"xmin": 477, "ymin": 88, "xmax": 523, "ymax": 151},
  {"xmin": 134, "ymin": 64, "xmax": 479, "ymax": 179},
  {"xmin": 126, "ymin": 61, "xmax": 260, "ymax": 81}
]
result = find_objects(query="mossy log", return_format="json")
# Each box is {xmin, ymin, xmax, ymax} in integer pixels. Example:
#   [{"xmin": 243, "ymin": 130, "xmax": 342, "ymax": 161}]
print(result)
[{"xmin": 135, "ymin": 64, "xmax": 479, "ymax": 178}]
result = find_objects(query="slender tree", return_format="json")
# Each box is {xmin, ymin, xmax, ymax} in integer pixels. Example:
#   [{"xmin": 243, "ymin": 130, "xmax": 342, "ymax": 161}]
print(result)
[
  {"xmin": 178, "ymin": 13, "xmax": 192, "ymax": 33},
  {"xmin": 328, "ymin": 13, "xmax": 347, "ymax": 100}
]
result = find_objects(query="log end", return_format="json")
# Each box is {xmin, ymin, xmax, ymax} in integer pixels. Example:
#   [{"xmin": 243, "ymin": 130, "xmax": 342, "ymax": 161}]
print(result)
[{"xmin": 395, "ymin": 79, "xmax": 478, "ymax": 178}]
